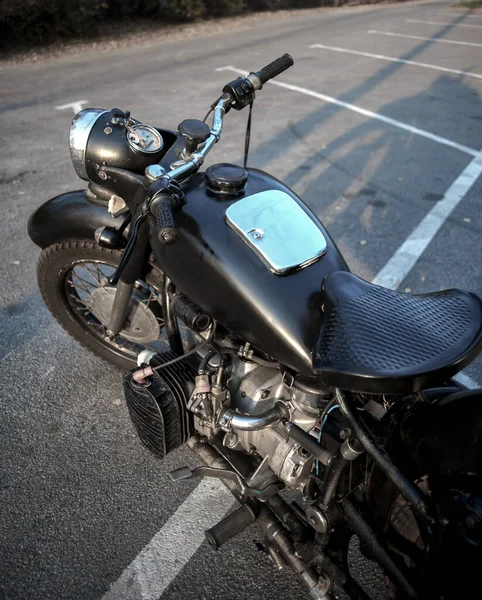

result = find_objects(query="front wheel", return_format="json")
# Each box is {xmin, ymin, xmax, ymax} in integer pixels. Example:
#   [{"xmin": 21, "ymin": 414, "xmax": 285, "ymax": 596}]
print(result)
[{"xmin": 37, "ymin": 240, "xmax": 185, "ymax": 370}]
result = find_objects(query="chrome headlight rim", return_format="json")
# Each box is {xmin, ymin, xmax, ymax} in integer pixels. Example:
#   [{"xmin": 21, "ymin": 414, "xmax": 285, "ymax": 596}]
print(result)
[{"xmin": 69, "ymin": 108, "xmax": 108, "ymax": 181}]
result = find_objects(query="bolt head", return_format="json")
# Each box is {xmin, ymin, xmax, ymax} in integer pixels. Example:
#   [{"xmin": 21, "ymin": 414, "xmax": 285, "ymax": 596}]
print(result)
[
  {"xmin": 145, "ymin": 164, "xmax": 166, "ymax": 182},
  {"xmin": 161, "ymin": 230, "xmax": 178, "ymax": 244},
  {"xmin": 248, "ymin": 228, "xmax": 264, "ymax": 241}
]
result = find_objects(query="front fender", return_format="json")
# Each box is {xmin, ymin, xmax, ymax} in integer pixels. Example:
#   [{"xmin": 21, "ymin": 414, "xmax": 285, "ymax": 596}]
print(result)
[{"xmin": 28, "ymin": 190, "xmax": 123, "ymax": 248}]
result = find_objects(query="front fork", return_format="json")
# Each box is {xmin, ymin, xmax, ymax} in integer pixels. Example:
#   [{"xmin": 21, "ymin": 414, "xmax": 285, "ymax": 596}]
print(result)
[
  {"xmin": 106, "ymin": 218, "xmax": 184, "ymax": 355},
  {"xmin": 107, "ymin": 218, "xmax": 150, "ymax": 336}
]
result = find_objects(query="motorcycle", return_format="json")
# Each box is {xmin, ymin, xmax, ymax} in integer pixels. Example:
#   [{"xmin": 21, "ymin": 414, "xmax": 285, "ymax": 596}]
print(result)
[{"xmin": 28, "ymin": 54, "xmax": 482, "ymax": 599}]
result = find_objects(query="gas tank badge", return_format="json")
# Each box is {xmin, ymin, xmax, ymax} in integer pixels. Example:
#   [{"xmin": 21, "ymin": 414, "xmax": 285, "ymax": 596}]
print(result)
[{"xmin": 225, "ymin": 190, "xmax": 327, "ymax": 275}]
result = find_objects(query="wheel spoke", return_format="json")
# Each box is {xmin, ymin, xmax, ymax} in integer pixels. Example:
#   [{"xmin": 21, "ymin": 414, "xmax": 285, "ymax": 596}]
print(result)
[
  {"xmin": 143, "ymin": 289, "xmax": 156, "ymax": 310},
  {"xmin": 82, "ymin": 263, "xmax": 103, "ymax": 285},
  {"xmin": 93, "ymin": 263, "xmax": 110, "ymax": 288},
  {"xmin": 64, "ymin": 258, "xmax": 176, "ymax": 361},
  {"xmin": 69, "ymin": 274, "xmax": 95, "ymax": 294},
  {"xmin": 69, "ymin": 292, "xmax": 91, "ymax": 309},
  {"xmin": 73, "ymin": 306, "xmax": 91, "ymax": 315}
]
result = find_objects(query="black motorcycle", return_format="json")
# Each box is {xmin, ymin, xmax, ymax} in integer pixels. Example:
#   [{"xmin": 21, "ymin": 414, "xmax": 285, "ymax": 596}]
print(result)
[{"xmin": 28, "ymin": 55, "xmax": 482, "ymax": 599}]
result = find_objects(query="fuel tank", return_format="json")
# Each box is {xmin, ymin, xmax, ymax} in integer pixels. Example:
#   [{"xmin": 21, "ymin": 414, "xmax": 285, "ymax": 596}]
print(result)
[{"xmin": 149, "ymin": 168, "xmax": 349, "ymax": 375}]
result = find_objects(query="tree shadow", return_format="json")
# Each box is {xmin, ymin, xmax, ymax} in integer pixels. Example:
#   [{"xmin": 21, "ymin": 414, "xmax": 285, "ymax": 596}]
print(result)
[
  {"xmin": 284, "ymin": 72, "xmax": 481, "ymax": 277},
  {"xmin": 247, "ymin": 13, "xmax": 481, "ymax": 276},
  {"xmin": 248, "ymin": 12, "xmax": 474, "ymax": 169}
]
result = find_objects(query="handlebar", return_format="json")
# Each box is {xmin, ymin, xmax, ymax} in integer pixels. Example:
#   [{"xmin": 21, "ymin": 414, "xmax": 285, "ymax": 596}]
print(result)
[
  {"xmin": 151, "ymin": 194, "xmax": 178, "ymax": 245},
  {"xmin": 149, "ymin": 54, "xmax": 294, "ymax": 244},
  {"xmin": 255, "ymin": 53, "xmax": 294, "ymax": 87}
]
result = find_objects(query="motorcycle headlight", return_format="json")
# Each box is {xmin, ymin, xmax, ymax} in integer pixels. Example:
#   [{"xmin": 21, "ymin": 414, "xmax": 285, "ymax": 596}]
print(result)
[{"xmin": 69, "ymin": 108, "xmax": 165, "ymax": 184}]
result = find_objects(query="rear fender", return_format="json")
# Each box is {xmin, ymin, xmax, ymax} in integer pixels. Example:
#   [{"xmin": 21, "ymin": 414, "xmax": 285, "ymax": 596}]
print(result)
[
  {"xmin": 396, "ymin": 388, "xmax": 482, "ymax": 475},
  {"xmin": 28, "ymin": 190, "xmax": 124, "ymax": 248},
  {"xmin": 365, "ymin": 388, "xmax": 482, "ymax": 543}
]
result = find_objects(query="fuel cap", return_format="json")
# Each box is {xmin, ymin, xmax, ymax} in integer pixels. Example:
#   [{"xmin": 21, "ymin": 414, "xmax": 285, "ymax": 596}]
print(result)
[{"xmin": 205, "ymin": 163, "xmax": 247, "ymax": 194}]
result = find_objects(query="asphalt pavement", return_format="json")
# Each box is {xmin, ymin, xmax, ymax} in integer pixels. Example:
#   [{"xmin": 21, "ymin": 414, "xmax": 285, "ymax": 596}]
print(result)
[{"xmin": 1, "ymin": 0, "xmax": 482, "ymax": 598}]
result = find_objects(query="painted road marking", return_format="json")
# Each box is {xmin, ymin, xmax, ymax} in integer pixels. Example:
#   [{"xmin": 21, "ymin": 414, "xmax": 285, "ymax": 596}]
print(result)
[
  {"xmin": 373, "ymin": 152, "xmax": 482, "ymax": 289},
  {"xmin": 454, "ymin": 372, "xmax": 480, "ymax": 389},
  {"xmin": 368, "ymin": 30, "xmax": 482, "ymax": 48},
  {"xmin": 407, "ymin": 18, "xmax": 482, "ymax": 29},
  {"xmin": 55, "ymin": 100, "xmax": 89, "ymax": 114},
  {"xmin": 102, "ymin": 478, "xmax": 234, "ymax": 600},
  {"xmin": 309, "ymin": 44, "xmax": 482, "ymax": 80},
  {"xmin": 216, "ymin": 66, "xmax": 478, "ymax": 157}
]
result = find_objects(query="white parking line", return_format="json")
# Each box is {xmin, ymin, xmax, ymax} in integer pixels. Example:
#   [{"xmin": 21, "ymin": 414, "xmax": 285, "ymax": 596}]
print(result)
[
  {"xmin": 407, "ymin": 18, "xmax": 482, "ymax": 29},
  {"xmin": 102, "ymin": 479, "xmax": 234, "ymax": 600},
  {"xmin": 55, "ymin": 100, "xmax": 89, "ymax": 114},
  {"xmin": 454, "ymin": 372, "xmax": 480, "ymax": 389},
  {"xmin": 216, "ymin": 66, "xmax": 478, "ymax": 157},
  {"xmin": 102, "ymin": 66, "xmax": 481, "ymax": 599},
  {"xmin": 309, "ymin": 44, "xmax": 482, "ymax": 80},
  {"xmin": 368, "ymin": 30, "xmax": 482, "ymax": 48},
  {"xmin": 373, "ymin": 152, "xmax": 482, "ymax": 289}
]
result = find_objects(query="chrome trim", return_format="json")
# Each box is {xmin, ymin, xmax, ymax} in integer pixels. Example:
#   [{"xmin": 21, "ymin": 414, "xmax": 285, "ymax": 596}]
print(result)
[
  {"xmin": 225, "ymin": 190, "xmax": 328, "ymax": 275},
  {"xmin": 219, "ymin": 404, "xmax": 286, "ymax": 432},
  {"xmin": 69, "ymin": 108, "xmax": 107, "ymax": 181},
  {"xmin": 165, "ymin": 96, "xmax": 230, "ymax": 183},
  {"xmin": 211, "ymin": 100, "xmax": 227, "ymax": 139}
]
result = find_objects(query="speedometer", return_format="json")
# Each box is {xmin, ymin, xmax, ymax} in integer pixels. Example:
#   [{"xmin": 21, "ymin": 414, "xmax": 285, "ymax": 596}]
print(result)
[{"xmin": 127, "ymin": 124, "xmax": 164, "ymax": 155}]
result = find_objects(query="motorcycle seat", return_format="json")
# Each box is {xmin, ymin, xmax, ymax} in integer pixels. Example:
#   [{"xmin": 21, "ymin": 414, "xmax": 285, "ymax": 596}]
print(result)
[{"xmin": 313, "ymin": 271, "xmax": 482, "ymax": 394}]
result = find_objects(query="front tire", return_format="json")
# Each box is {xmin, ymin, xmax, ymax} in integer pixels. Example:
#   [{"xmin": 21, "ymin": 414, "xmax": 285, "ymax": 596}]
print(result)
[{"xmin": 37, "ymin": 240, "xmax": 181, "ymax": 370}]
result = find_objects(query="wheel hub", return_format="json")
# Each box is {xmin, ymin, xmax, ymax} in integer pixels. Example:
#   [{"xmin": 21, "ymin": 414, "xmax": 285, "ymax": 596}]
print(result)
[{"xmin": 90, "ymin": 286, "xmax": 160, "ymax": 343}]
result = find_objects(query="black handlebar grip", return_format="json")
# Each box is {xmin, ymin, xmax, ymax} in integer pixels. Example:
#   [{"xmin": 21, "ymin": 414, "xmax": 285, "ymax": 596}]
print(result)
[
  {"xmin": 152, "ymin": 196, "xmax": 178, "ymax": 245},
  {"xmin": 256, "ymin": 53, "xmax": 294, "ymax": 86}
]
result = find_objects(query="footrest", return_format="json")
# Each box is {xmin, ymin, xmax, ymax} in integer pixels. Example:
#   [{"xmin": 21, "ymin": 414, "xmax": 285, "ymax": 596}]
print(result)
[
  {"xmin": 205, "ymin": 503, "xmax": 258, "ymax": 550},
  {"xmin": 169, "ymin": 466, "xmax": 193, "ymax": 482}
]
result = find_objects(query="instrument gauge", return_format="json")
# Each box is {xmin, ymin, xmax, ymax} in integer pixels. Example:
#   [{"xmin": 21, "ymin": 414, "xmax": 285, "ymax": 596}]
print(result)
[{"xmin": 127, "ymin": 124, "xmax": 164, "ymax": 155}]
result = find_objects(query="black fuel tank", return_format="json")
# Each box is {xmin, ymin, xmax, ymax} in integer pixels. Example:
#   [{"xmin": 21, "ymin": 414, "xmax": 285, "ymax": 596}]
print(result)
[{"xmin": 149, "ymin": 168, "xmax": 349, "ymax": 375}]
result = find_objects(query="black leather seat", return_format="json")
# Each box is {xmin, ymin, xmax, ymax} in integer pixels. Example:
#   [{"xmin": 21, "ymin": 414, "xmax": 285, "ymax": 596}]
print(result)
[{"xmin": 313, "ymin": 271, "xmax": 482, "ymax": 394}]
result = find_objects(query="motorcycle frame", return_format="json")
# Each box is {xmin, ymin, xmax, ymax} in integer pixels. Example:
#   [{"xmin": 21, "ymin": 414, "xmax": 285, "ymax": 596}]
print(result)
[{"xmin": 29, "ymin": 185, "xmax": 481, "ymax": 600}]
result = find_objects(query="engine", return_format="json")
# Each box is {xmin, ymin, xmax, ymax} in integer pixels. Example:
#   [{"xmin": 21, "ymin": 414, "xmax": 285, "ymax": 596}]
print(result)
[
  {"xmin": 213, "ymin": 360, "xmax": 324, "ymax": 492},
  {"xmin": 123, "ymin": 350, "xmax": 331, "ymax": 494}
]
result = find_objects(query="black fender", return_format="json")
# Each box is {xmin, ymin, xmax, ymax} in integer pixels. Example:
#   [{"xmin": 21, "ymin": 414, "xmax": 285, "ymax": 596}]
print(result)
[
  {"xmin": 28, "ymin": 190, "xmax": 124, "ymax": 249},
  {"xmin": 366, "ymin": 388, "xmax": 482, "ymax": 522},
  {"xmin": 395, "ymin": 388, "xmax": 482, "ymax": 475}
]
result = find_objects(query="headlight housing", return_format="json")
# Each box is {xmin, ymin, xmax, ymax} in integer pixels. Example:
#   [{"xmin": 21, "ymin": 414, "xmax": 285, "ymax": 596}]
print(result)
[{"xmin": 69, "ymin": 108, "xmax": 166, "ymax": 184}]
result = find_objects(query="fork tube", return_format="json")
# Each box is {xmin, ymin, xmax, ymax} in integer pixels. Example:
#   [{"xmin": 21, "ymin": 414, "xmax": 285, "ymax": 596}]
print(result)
[
  {"xmin": 108, "ymin": 219, "xmax": 149, "ymax": 335},
  {"xmin": 107, "ymin": 281, "xmax": 135, "ymax": 335}
]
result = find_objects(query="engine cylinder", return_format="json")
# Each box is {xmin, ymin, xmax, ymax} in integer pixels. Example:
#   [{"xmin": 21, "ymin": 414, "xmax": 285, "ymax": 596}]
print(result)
[{"xmin": 123, "ymin": 351, "xmax": 196, "ymax": 459}]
